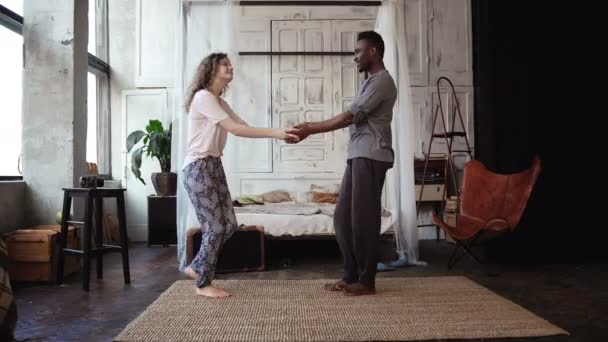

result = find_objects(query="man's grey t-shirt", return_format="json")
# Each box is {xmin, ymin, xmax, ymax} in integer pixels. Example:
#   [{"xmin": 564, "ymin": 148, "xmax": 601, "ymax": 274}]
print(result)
[{"xmin": 347, "ymin": 69, "xmax": 397, "ymax": 164}]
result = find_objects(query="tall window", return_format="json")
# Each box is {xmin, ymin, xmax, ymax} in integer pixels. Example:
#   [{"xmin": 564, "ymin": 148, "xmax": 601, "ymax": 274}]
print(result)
[
  {"xmin": 87, "ymin": 0, "xmax": 98, "ymax": 165},
  {"xmin": 0, "ymin": 0, "xmax": 20, "ymax": 15},
  {"xmin": 88, "ymin": 0, "xmax": 110, "ymax": 176},
  {"xmin": 1, "ymin": 1, "xmax": 109, "ymax": 178},
  {"xmin": 87, "ymin": 72, "xmax": 98, "ymax": 165},
  {"xmin": 0, "ymin": 0, "xmax": 23, "ymax": 177},
  {"xmin": 88, "ymin": 0, "xmax": 97, "ymax": 56}
]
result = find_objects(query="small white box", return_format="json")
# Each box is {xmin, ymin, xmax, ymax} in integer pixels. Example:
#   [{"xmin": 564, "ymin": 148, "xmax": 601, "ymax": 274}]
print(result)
[{"xmin": 415, "ymin": 184, "xmax": 445, "ymax": 202}]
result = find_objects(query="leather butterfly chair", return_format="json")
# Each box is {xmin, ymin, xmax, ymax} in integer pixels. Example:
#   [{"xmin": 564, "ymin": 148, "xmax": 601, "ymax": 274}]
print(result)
[{"xmin": 432, "ymin": 156, "xmax": 541, "ymax": 270}]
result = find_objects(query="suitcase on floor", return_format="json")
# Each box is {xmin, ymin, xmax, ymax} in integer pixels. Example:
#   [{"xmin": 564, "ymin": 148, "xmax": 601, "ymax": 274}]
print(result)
[{"xmin": 186, "ymin": 225, "xmax": 265, "ymax": 273}]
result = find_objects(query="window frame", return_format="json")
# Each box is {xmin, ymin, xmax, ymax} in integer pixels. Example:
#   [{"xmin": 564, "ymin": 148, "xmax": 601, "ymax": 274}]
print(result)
[
  {"xmin": 89, "ymin": 0, "xmax": 111, "ymax": 177},
  {"xmin": 0, "ymin": 1, "xmax": 111, "ymax": 179},
  {"xmin": 0, "ymin": 5, "xmax": 23, "ymax": 179},
  {"xmin": 0, "ymin": 4, "xmax": 22, "ymax": 34}
]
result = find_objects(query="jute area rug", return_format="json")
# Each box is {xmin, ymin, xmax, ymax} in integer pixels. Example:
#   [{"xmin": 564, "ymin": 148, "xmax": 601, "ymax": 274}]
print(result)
[{"xmin": 114, "ymin": 277, "xmax": 567, "ymax": 342}]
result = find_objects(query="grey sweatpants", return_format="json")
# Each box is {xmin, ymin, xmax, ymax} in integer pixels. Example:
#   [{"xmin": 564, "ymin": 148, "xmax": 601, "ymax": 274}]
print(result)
[{"xmin": 334, "ymin": 157, "xmax": 392, "ymax": 288}]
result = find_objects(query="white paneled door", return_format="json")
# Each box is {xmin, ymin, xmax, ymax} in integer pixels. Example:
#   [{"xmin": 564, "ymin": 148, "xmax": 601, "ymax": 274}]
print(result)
[
  {"xmin": 271, "ymin": 20, "xmax": 334, "ymax": 173},
  {"xmin": 121, "ymin": 89, "xmax": 168, "ymax": 242},
  {"xmin": 271, "ymin": 19, "xmax": 374, "ymax": 174},
  {"xmin": 330, "ymin": 19, "xmax": 375, "ymax": 172},
  {"xmin": 405, "ymin": 0, "xmax": 429, "ymax": 86},
  {"xmin": 429, "ymin": 0, "xmax": 473, "ymax": 86}
]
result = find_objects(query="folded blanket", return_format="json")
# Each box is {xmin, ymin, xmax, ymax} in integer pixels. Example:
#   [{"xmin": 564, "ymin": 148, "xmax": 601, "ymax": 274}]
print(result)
[
  {"xmin": 315, "ymin": 205, "xmax": 390, "ymax": 217},
  {"xmin": 235, "ymin": 203, "xmax": 321, "ymax": 215},
  {"xmin": 234, "ymin": 202, "xmax": 392, "ymax": 217},
  {"xmin": 318, "ymin": 204, "xmax": 336, "ymax": 216}
]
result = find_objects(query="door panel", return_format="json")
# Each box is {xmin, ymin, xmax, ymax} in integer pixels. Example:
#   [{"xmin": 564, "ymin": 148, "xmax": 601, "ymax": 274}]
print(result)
[{"xmin": 272, "ymin": 20, "xmax": 333, "ymax": 173}]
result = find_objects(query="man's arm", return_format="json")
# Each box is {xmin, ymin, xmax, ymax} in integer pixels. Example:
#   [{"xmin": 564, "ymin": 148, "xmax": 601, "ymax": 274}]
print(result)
[
  {"xmin": 287, "ymin": 112, "xmax": 354, "ymax": 141},
  {"xmin": 289, "ymin": 75, "xmax": 388, "ymax": 142}
]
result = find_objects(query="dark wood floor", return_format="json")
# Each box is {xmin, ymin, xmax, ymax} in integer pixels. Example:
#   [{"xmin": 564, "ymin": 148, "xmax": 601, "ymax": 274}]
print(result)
[{"xmin": 12, "ymin": 238, "xmax": 608, "ymax": 342}]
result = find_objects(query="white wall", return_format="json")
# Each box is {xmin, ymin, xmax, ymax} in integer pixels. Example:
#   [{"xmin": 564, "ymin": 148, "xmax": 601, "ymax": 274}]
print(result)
[
  {"xmin": 22, "ymin": 0, "xmax": 89, "ymax": 226},
  {"xmin": 108, "ymin": 0, "xmax": 473, "ymax": 241},
  {"xmin": 109, "ymin": 0, "xmax": 176, "ymax": 241},
  {"xmin": 109, "ymin": 0, "xmax": 136, "ymax": 184}
]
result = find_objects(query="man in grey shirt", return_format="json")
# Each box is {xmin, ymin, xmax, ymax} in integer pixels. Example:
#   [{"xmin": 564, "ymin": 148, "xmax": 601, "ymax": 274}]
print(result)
[{"xmin": 288, "ymin": 31, "xmax": 397, "ymax": 296}]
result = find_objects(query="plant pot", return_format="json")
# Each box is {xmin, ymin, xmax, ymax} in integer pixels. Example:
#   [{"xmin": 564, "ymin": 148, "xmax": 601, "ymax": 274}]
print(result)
[{"xmin": 151, "ymin": 172, "xmax": 177, "ymax": 196}]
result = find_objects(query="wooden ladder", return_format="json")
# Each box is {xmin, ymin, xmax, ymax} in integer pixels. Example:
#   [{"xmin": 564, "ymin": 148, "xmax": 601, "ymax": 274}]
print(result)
[{"xmin": 416, "ymin": 76, "xmax": 474, "ymax": 221}]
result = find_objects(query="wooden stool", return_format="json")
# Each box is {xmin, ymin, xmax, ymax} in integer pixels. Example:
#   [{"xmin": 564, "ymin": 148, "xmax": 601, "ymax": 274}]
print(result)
[{"xmin": 57, "ymin": 188, "xmax": 131, "ymax": 291}]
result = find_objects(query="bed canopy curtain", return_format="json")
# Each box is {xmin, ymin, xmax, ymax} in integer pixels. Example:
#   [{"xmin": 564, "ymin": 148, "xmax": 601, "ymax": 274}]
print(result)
[
  {"xmin": 173, "ymin": 0, "xmax": 423, "ymax": 271},
  {"xmin": 376, "ymin": 0, "xmax": 425, "ymax": 266},
  {"xmin": 173, "ymin": 0, "xmax": 241, "ymax": 271}
]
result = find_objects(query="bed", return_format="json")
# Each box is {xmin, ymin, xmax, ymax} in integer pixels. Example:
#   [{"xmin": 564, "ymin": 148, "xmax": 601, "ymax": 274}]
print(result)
[{"xmin": 234, "ymin": 202, "xmax": 395, "ymax": 237}]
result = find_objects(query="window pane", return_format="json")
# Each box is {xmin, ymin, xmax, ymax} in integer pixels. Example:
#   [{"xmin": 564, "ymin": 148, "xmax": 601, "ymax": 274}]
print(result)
[
  {"xmin": 88, "ymin": 0, "xmax": 96, "ymax": 55},
  {"xmin": 0, "ymin": 27, "xmax": 22, "ymax": 176},
  {"xmin": 0, "ymin": 0, "xmax": 23, "ymax": 16},
  {"xmin": 87, "ymin": 72, "xmax": 97, "ymax": 164}
]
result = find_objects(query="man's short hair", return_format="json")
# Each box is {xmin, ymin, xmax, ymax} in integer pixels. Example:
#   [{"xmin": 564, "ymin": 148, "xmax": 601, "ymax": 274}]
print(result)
[{"xmin": 357, "ymin": 31, "xmax": 385, "ymax": 58}]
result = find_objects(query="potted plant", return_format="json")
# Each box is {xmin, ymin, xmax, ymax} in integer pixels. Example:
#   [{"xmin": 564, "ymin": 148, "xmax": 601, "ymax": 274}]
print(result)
[{"xmin": 126, "ymin": 119, "xmax": 176, "ymax": 196}]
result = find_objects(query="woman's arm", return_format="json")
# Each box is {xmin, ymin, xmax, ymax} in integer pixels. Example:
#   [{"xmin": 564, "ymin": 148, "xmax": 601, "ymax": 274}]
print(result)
[
  {"xmin": 219, "ymin": 116, "xmax": 298, "ymax": 141},
  {"xmin": 196, "ymin": 93, "xmax": 296, "ymax": 141},
  {"xmin": 219, "ymin": 98, "xmax": 248, "ymax": 126}
]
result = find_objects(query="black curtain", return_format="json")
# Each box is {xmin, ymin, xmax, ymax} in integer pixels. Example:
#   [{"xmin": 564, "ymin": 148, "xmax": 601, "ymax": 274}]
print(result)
[{"xmin": 472, "ymin": 1, "xmax": 601, "ymax": 262}]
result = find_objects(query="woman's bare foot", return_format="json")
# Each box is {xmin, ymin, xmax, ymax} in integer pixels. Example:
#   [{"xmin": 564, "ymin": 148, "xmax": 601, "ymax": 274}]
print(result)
[
  {"xmin": 184, "ymin": 266, "xmax": 197, "ymax": 280},
  {"xmin": 195, "ymin": 285, "xmax": 231, "ymax": 298}
]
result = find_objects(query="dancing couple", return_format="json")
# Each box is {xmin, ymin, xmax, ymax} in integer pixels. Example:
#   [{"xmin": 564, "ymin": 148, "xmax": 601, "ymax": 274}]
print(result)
[{"xmin": 182, "ymin": 31, "xmax": 396, "ymax": 298}]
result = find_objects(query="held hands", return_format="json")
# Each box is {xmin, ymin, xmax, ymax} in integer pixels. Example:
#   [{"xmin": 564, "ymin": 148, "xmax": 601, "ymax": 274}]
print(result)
[
  {"xmin": 274, "ymin": 129, "xmax": 300, "ymax": 143},
  {"xmin": 285, "ymin": 123, "xmax": 311, "ymax": 144},
  {"xmin": 273, "ymin": 122, "xmax": 311, "ymax": 144},
  {"xmin": 273, "ymin": 123, "xmax": 311, "ymax": 144}
]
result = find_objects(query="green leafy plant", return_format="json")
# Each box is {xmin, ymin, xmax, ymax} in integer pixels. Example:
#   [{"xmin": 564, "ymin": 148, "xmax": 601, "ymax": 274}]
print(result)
[{"xmin": 126, "ymin": 119, "xmax": 172, "ymax": 185}]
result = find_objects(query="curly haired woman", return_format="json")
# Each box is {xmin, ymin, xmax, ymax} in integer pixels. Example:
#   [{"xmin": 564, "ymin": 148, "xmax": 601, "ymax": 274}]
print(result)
[{"xmin": 182, "ymin": 53, "xmax": 298, "ymax": 298}]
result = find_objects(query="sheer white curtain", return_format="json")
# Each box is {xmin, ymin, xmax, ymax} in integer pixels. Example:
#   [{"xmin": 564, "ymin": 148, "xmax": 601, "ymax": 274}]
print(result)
[
  {"xmin": 376, "ymin": 0, "xmax": 426, "ymax": 266},
  {"xmin": 173, "ymin": 0, "xmax": 241, "ymax": 271}
]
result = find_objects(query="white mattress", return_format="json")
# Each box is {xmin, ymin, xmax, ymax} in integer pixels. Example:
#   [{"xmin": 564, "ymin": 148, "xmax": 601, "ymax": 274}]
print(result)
[{"xmin": 235, "ymin": 203, "xmax": 395, "ymax": 237}]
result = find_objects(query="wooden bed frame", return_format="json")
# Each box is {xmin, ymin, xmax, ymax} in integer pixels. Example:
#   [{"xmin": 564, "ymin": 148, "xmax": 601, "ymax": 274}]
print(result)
[{"xmin": 186, "ymin": 225, "xmax": 266, "ymax": 273}]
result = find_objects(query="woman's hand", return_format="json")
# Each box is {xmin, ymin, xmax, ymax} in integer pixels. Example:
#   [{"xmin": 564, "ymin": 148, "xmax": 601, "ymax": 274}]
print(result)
[
  {"xmin": 274, "ymin": 128, "xmax": 300, "ymax": 143},
  {"xmin": 220, "ymin": 117, "xmax": 300, "ymax": 142}
]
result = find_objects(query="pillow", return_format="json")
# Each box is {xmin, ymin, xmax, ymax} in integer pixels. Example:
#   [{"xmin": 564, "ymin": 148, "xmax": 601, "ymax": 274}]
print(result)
[
  {"xmin": 310, "ymin": 183, "xmax": 340, "ymax": 194},
  {"xmin": 294, "ymin": 191, "xmax": 312, "ymax": 203},
  {"xmin": 261, "ymin": 190, "xmax": 292, "ymax": 203},
  {"xmin": 312, "ymin": 191, "xmax": 338, "ymax": 204},
  {"xmin": 234, "ymin": 194, "xmax": 264, "ymax": 205}
]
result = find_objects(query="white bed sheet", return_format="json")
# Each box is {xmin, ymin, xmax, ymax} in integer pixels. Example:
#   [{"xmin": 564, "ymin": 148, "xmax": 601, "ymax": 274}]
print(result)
[{"xmin": 235, "ymin": 209, "xmax": 395, "ymax": 237}]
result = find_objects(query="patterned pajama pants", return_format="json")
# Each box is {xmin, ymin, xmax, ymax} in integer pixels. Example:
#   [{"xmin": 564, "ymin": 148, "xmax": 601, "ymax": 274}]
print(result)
[{"xmin": 183, "ymin": 157, "xmax": 239, "ymax": 288}]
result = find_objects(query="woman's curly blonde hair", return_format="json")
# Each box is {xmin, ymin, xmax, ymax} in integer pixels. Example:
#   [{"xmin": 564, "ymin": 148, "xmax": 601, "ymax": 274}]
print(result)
[{"xmin": 184, "ymin": 52, "xmax": 229, "ymax": 111}]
